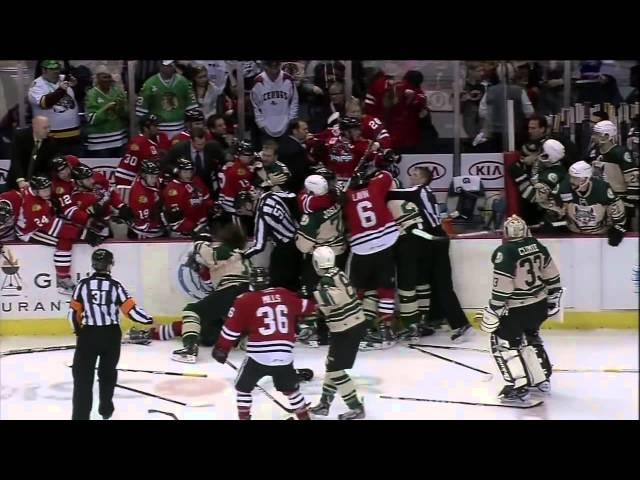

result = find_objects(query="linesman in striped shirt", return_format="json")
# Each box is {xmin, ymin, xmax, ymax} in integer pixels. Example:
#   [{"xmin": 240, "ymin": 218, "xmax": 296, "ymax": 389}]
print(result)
[{"xmin": 68, "ymin": 249, "xmax": 153, "ymax": 420}]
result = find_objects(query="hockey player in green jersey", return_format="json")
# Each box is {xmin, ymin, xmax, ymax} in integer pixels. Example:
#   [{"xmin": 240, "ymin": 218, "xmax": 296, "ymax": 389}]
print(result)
[
  {"xmin": 559, "ymin": 160, "xmax": 626, "ymax": 246},
  {"xmin": 477, "ymin": 215, "xmax": 562, "ymax": 403},
  {"xmin": 589, "ymin": 120, "xmax": 639, "ymax": 226},
  {"xmin": 509, "ymin": 139, "xmax": 567, "ymax": 225},
  {"xmin": 308, "ymin": 246, "xmax": 367, "ymax": 420},
  {"xmin": 252, "ymin": 139, "xmax": 291, "ymax": 192},
  {"xmin": 84, "ymin": 66, "xmax": 129, "ymax": 156},
  {"xmin": 135, "ymin": 60, "xmax": 200, "ymax": 138}
]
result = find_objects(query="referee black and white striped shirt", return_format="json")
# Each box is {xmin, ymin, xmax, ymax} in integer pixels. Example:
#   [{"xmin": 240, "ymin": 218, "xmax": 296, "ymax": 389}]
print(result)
[
  {"xmin": 243, "ymin": 191, "xmax": 298, "ymax": 259},
  {"xmin": 386, "ymin": 183, "xmax": 446, "ymax": 236},
  {"xmin": 68, "ymin": 273, "xmax": 153, "ymax": 331}
]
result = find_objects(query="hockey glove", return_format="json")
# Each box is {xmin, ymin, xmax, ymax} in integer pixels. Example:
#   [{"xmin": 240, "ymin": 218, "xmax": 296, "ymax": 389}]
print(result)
[
  {"xmin": 164, "ymin": 207, "xmax": 184, "ymax": 225},
  {"xmin": 507, "ymin": 161, "xmax": 528, "ymax": 183},
  {"xmin": 87, "ymin": 203, "xmax": 109, "ymax": 219},
  {"xmin": 479, "ymin": 306, "xmax": 503, "ymax": 333},
  {"xmin": 607, "ymin": 224, "xmax": 625, "ymax": 247},
  {"xmin": 85, "ymin": 229, "xmax": 106, "ymax": 247},
  {"xmin": 211, "ymin": 346, "xmax": 228, "ymax": 364},
  {"xmin": 117, "ymin": 204, "xmax": 134, "ymax": 222},
  {"xmin": 547, "ymin": 288, "xmax": 564, "ymax": 317}
]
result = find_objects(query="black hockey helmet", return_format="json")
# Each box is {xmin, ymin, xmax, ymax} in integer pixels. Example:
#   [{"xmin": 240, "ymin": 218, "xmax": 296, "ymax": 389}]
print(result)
[
  {"xmin": 51, "ymin": 156, "xmax": 68, "ymax": 172},
  {"xmin": 140, "ymin": 160, "xmax": 161, "ymax": 175},
  {"xmin": 30, "ymin": 176, "xmax": 52, "ymax": 191},
  {"xmin": 379, "ymin": 150, "xmax": 401, "ymax": 178},
  {"xmin": 236, "ymin": 140, "xmax": 254, "ymax": 157},
  {"xmin": 184, "ymin": 109, "xmax": 204, "ymax": 123},
  {"xmin": 91, "ymin": 248, "xmax": 114, "ymax": 273},
  {"xmin": 71, "ymin": 163, "xmax": 93, "ymax": 181},
  {"xmin": 350, "ymin": 167, "xmax": 371, "ymax": 189},
  {"xmin": 312, "ymin": 165, "xmax": 336, "ymax": 183},
  {"xmin": 249, "ymin": 267, "xmax": 270, "ymax": 290},
  {"xmin": 176, "ymin": 157, "xmax": 195, "ymax": 171},
  {"xmin": 139, "ymin": 114, "xmax": 159, "ymax": 131},
  {"xmin": 0, "ymin": 200, "xmax": 13, "ymax": 224},
  {"xmin": 339, "ymin": 116, "xmax": 361, "ymax": 132}
]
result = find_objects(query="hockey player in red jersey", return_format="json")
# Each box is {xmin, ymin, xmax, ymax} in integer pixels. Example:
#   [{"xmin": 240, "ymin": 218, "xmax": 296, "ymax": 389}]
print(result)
[
  {"xmin": 127, "ymin": 161, "xmax": 165, "ymax": 238},
  {"xmin": 16, "ymin": 176, "xmax": 102, "ymax": 295},
  {"xmin": 115, "ymin": 115, "xmax": 171, "ymax": 186},
  {"xmin": 343, "ymin": 166, "xmax": 400, "ymax": 350},
  {"xmin": 170, "ymin": 110, "xmax": 212, "ymax": 145},
  {"xmin": 345, "ymin": 99, "xmax": 392, "ymax": 151},
  {"xmin": 162, "ymin": 157, "xmax": 213, "ymax": 236},
  {"xmin": 212, "ymin": 267, "xmax": 316, "ymax": 420},
  {"xmin": 0, "ymin": 190, "xmax": 22, "ymax": 242},
  {"xmin": 51, "ymin": 155, "xmax": 82, "ymax": 222},
  {"xmin": 218, "ymin": 140, "xmax": 256, "ymax": 233}
]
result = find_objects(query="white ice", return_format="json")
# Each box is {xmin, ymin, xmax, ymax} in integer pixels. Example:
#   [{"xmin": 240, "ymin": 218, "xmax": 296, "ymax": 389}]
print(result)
[{"xmin": 1, "ymin": 328, "xmax": 637, "ymax": 420}]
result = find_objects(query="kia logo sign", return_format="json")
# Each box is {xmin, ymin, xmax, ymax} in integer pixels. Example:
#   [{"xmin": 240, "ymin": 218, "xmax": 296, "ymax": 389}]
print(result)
[
  {"xmin": 407, "ymin": 161, "xmax": 447, "ymax": 181},
  {"xmin": 468, "ymin": 161, "xmax": 503, "ymax": 180}
]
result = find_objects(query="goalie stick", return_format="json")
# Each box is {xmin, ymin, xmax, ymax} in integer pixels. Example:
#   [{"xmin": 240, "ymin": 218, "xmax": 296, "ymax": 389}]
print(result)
[
  {"xmin": 380, "ymin": 395, "xmax": 544, "ymax": 409},
  {"xmin": 409, "ymin": 345, "xmax": 493, "ymax": 380}
]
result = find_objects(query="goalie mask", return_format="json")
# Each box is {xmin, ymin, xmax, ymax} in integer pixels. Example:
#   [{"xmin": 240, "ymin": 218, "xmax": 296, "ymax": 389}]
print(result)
[
  {"xmin": 538, "ymin": 139, "xmax": 564, "ymax": 166},
  {"xmin": 503, "ymin": 214, "xmax": 529, "ymax": 242},
  {"xmin": 569, "ymin": 160, "xmax": 592, "ymax": 193},
  {"xmin": 593, "ymin": 120, "xmax": 617, "ymax": 145},
  {"xmin": 312, "ymin": 246, "xmax": 336, "ymax": 274}
]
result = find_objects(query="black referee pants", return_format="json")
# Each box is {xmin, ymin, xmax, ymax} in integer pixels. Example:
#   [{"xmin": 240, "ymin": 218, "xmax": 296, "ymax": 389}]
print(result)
[
  {"xmin": 72, "ymin": 325, "xmax": 122, "ymax": 420},
  {"xmin": 270, "ymin": 240, "xmax": 302, "ymax": 292}
]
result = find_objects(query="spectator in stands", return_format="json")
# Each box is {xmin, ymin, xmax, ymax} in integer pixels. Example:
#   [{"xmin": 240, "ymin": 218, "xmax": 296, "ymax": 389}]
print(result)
[
  {"xmin": 84, "ymin": 65, "xmax": 129, "ymax": 158},
  {"xmin": 575, "ymin": 61, "xmax": 623, "ymax": 107},
  {"xmin": 207, "ymin": 114, "xmax": 235, "ymax": 163},
  {"xmin": 135, "ymin": 60, "xmax": 200, "ymax": 138},
  {"xmin": 28, "ymin": 60, "xmax": 83, "ymax": 156},
  {"xmin": 461, "ymin": 63, "xmax": 486, "ymax": 141},
  {"xmin": 171, "ymin": 110, "xmax": 211, "ymax": 146},
  {"xmin": 626, "ymin": 64, "xmax": 639, "ymax": 104},
  {"xmin": 277, "ymin": 119, "xmax": 312, "ymax": 194},
  {"xmin": 191, "ymin": 64, "xmax": 225, "ymax": 120},
  {"xmin": 7, "ymin": 116, "xmax": 59, "ymax": 191},
  {"xmin": 388, "ymin": 70, "xmax": 428, "ymax": 154},
  {"xmin": 164, "ymin": 126, "xmax": 224, "ymax": 196},
  {"xmin": 477, "ymin": 63, "xmax": 534, "ymax": 151},
  {"xmin": 250, "ymin": 60, "xmax": 299, "ymax": 146}
]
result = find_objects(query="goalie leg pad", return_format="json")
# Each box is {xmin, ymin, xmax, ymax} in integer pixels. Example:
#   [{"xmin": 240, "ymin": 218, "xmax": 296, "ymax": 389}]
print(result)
[
  {"xmin": 524, "ymin": 332, "xmax": 553, "ymax": 378},
  {"xmin": 520, "ymin": 345, "xmax": 548, "ymax": 386},
  {"xmin": 490, "ymin": 334, "xmax": 528, "ymax": 388}
]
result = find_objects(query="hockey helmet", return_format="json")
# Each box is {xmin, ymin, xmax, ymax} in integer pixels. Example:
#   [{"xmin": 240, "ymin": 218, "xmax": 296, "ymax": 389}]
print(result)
[
  {"xmin": 304, "ymin": 174, "xmax": 329, "ymax": 196},
  {"xmin": 569, "ymin": 160, "xmax": 592, "ymax": 192},
  {"xmin": 51, "ymin": 156, "xmax": 69, "ymax": 172},
  {"xmin": 379, "ymin": 150, "xmax": 401, "ymax": 177},
  {"xmin": 538, "ymin": 139, "xmax": 565, "ymax": 165},
  {"xmin": 140, "ymin": 160, "xmax": 161, "ymax": 176},
  {"xmin": 312, "ymin": 166, "xmax": 336, "ymax": 183},
  {"xmin": 249, "ymin": 267, "xmax": 270, "ymax": 290},
  {"xmin": 139, "ymin": 114, "xmax": 159, "ymax": 132},
  {"xmin": 350, "ymin": 167, "xmax": 372, "ymax": 189},
  {"xmin": 184, "ymin": 109, "xmax": 205, "ymax": 123},
  {"xmin": 312, "ymin": 246, "xmax": 336, "ymax": 274},
  {"xmin": 236, "ymin": 140, "xmax": 255, "ymax": 157},
  {"xmin": 503, "ymin": 214, "xmax": 529, "ymax": 242},
  {"xmin": 0, "ymin": 200, "xmax": 13, "ymax": 224},
  {"xmin": 593, "ymin": 120, "xmax": 617, "ymax": 144},
  {"xmin": 30, "ymin": 175, "xmax": 52, "ymax": 191},
  {"xmin": 92, "ymin": 248, "xmax": 114, "ymax": 273},
  {"xmin": 176, "ymin": 157, "xmax": 195, "ymax": 171},
  {"xmin": 71, "ymin": 163, "xmax": 94, "ymax": 181},
  {"xmin": 339, "ymin": 116, "xmax": 361, "ymax": 132}
]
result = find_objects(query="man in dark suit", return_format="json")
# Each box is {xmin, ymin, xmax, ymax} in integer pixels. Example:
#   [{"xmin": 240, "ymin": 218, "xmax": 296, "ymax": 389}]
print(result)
[
  {"xmin": 163, "ymin": 126, "xmax": 225, "ymax": 197},
  {"xmin": 6, "ymin": 116, "xmax": 59, "ymax": 191},
  {"xmin": 277, "ymin": 119, "xmax": 312, "ymax": 194}
]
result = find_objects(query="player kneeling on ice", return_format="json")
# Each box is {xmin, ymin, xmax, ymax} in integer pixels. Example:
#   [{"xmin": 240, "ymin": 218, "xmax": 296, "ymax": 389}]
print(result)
[
  {"xmin": 211, "ymin": 267, "xmax": 316, "ymax": 420},
  {"xmin": 477, "ymin": 215, "xmax": 562, "ymax": 403},
  {"xmin": 308, "ymin": 246, "xmax": 367, "ymax": 420}
]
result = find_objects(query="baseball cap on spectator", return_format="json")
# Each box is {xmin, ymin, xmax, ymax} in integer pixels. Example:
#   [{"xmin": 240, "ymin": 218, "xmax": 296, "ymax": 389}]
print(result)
[
  {"xmin": 94, "ymin": 64, "xmax": 111, "ymax": 76},
  {"xmin": 41, "ymin": 60, "xmax": 62, "ymax": 69},
  {"xmin": 162, "ymin": 60, "xmax": 175, "ymax": 66}
]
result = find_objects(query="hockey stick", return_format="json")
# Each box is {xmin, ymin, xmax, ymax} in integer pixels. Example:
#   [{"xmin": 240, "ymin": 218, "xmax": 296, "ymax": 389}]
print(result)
[
  {"xmin": 555, "ymin": 368, "xmax": 638, "ymax": 374},
  {"xmin": 148, "ymin": 409, "xmax": 179, "ymax": 420},
  {"xmin": 1, "ymin": 340, "xmax": 149, "ymax": 357},
  {"xmin": 408, "ymin": 343, "xmax": 489, "ymax": 353},
  {"xmin": 380, "ymin": 395, "xmax": 543, "ymax": 409},
  {"xmin": 225, "ymin": 360, "xmax": 295, "ymax": 414},
  {"xmin": 409, "ymin": 345, "xmax": 493, "ymax": 380},
  {"xmin": 64, "ymin": 362, "xmax": 207, "ymax": 378}
]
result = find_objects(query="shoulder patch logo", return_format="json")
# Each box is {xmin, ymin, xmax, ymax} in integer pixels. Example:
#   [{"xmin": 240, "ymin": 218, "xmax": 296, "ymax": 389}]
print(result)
[
  {"xmin": 607, "ymin": 188, "xmax": 615, "ymax": 199},
  {"xmin": 624, "ymin": 151, "xmax": 633, "ymax": 163},
  {"xmin": 130, "ymin": 143, "xmax": 140, "ymax": 152},
  {"xmin": 168, "ymin": 189, "xmax": 178, "ymax": 197},
  {"xmin": 494, "ymin": 252, "xmax": 503, "ymax": 263},
  {"xmin": 139, "ymin": 195, "xmax": 148, "ymax": 204},
  {"xmin": 548, "ymin": 173, "xmax": 558, "ymax": 183}
]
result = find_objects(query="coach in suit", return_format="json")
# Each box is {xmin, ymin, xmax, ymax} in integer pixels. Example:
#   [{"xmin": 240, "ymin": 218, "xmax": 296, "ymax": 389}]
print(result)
[
  {"xmin": 163, "ymin": 126, "xmax": 225, "ymax": 196},
  {"xmin": 277, "ymin": 119, "xmax": 312, "ymax": 194},
  {"xmin": 6, "ymin": 116, "xmax": 59, "ymax": 191}
]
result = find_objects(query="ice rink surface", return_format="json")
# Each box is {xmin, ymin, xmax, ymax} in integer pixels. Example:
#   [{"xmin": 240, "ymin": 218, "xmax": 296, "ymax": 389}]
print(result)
[{"xmin": 1, "ymin": 328, "xmax": 637, "ymax": 420}]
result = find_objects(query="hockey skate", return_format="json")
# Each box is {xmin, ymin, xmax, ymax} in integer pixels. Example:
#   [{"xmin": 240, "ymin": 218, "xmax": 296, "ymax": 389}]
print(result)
[
  {"xmin": 451, "ymin": 323, "xmax": 473, "ymax": 343},
  {"xmin": 359, "ymin": 325, "xmax": 397, "ymax": 351},
  {"xmin": 498, "ymin": 385, "xmax": 530, "ymax": 403},
  {"xmin": 126, "ymin": 327, "xmax": 152, "ymax": 345},
  {"xmin": 309, "ymin": 400, "xmax": 331, "ymax": 416},
  {"xmin": 531, "ymin": 380, "xmax": 551, "ymax": 395},
  {"xmin": 56, "ymin": 276, "xmax": 76, "ymax": 296},
  {"xmin": 297, "ymin": 326, "xmax": 319, "ymax": 348},
  {"xmin": 396, "ymin": 324, "xmax": 421, "ymax": 342},
  {"xmin": 172, "ymin": 344, "xmax": 198, "ymax": 364},
  {"xmin": 338, "ymin": 399, "xmax": 365, "ymax": 420}
]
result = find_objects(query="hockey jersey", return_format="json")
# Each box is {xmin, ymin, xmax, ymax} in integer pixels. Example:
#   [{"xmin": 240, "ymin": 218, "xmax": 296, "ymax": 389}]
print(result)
[
  {"xmin": 16, "ymin": 188, "xmax": 56, "ymax": 237},
  {"xmin": 297, "ymin": 191, "xmax": 334, "ymax": 215},
  {"xmin": 219, "ymin": 160, "xmax": 255, "ymax": 213},
  {"xmin": 28, "ymin": 77, "xmax": 80, "ymax": 138},
  {"xmin": 250, "ymin": 71, "xmax": 299, "ymax": 137},
  {"xmin": 84, "ymin": 85, "xmax": 128, "ymax": 151},
  {"xmin": 194, "ymin": 242, "xmax": 251, "ymax": 290},
  {"xmin": 296, "ymin": 202, "xmax": 346, "ymax": 255},
  {"xmin": 69, "ymin": 172, "xmax": 125, "ymax": 226},
  {"xmin": 162, "ymin": 176, "xmax": 212, "ymax": 234},
  {"xmin": 171, "ymin": 129, "xmax": 213, "ymax": 146},
  {"xmin": 115, "ymin": 134, "xmax": 170, "ymax": 186},
  {"xmin": 490, "ymin": 236, "xmax": 561, "ymax": 311},
  {"xmin": 387, "ymin": 198, "xmax": 423, "ymax": 235},
  {"xmin": 361, "ymin": 114, "xmax": 392, "ymax": 150},
  {"xmin": 314, "ymin": 268, "xmax": 366, "ymax": 333},
  {"xmin": 0, "ymin": 190, "xmax": 22, "ymax": 241},
  {"xmin": 558, "ymin": 177, "xmax": 626, "ymax": 234},
  {"xmin": 135, "ymin": 73, "xmax": 199, "ymax": 137},
  {"xmin": 588, "ymin": 144, "xmax": 639, "ymax": 205},
  {"xmin": 516, "ymin": 163, "xmax": 567, "ymax": 217},
  {"xmin": 325, "ymin": 136, "xmax": 377, "ymax": 182},
  {"xmin": 344, "ymin": 170, "xmax": 399, "ymax": 255},
  {"xmin": 216, "ymin": 287, "xmax": 315, "ymax": 366},
  {"xmin": 128, "ymin": 177, "xmax": 164, "ymax": 238}
]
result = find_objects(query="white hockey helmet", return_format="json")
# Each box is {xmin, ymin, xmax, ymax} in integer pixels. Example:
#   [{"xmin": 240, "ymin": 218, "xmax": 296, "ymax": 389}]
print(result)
[
  {"xmin": 304, "ymin": 174, "xmax": 329, "ymax": 196},
  {"xmin": 503, "ymin": 214, "xmax": 529, "ymax": 242},
  {"xmin": 569, "ymin": 160, "xmax": 592, "ymax": 192},
  {"xmin": 593, "ymin": 120, "xmax": 617, "ymax": 143},
  {"xmin": 312, "ymin": 246, "xmax": 336, "ymax": 274},
  {"xmin": 538, "ymin": 139, "xmax": 565, "ymax": 165}
]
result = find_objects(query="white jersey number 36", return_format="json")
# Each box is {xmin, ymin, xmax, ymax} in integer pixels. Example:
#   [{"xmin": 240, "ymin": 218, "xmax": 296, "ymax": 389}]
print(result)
[
  {"xmin": 257, "ymin": 305, "xmax": 289, "ymax": 335},
  {"xmin": 356, "ymin": 200, "xmax": 377, "ymax": 228}
]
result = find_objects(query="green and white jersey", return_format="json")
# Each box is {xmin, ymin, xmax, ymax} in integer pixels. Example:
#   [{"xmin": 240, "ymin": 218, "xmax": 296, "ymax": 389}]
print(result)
[
  {"xmin": 135, "ymin": 73, "xmax": 199, "ymax": 137},
  {"xmin": 196, "ymin": 243, "xmax": 251, "ymax": 290},
  {"xmin": 518, "ymin": 163, "xmax": 567, "ymax": 215},
  {"xmin": 84, "ymin": 85, "xmax": 128, "ymax": 151},
  {"xmin": 558, "ymin": 177, "xmax": 626, "ymax": 234},
  {"xmin": 490, "ymin": 237, "xmax": 561, "ymax": 311},
  {"xmin": 296, "ymin": 204, "xmax": 346, "ymax": 255},
  {"xmin": 591, "ymin": 144, "xmax": 639, "ymax": 205},
  {"xmin": 314, "ymin": 268, "xmax": 366, "ymax": 333}
]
